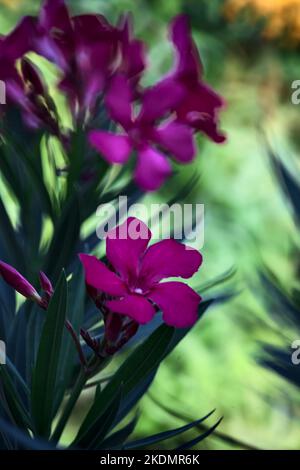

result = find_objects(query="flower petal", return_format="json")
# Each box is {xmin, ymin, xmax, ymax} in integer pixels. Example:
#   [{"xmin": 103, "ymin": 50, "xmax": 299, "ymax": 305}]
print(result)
[
  {"xmin": 170, "ymin": 14, "xmax": 203, "ymax": 80},
  {"xmin": 193, "ymin": 116, "xmax": 226, "ymax": 144},
  {"xmin": 83, "ymin": 72, "xmax": 105, "ymax": 111},
  {"xmin": 73, "ymin": 14, "xmax": 115, "ymax": 41},
  {"xmin": 34, "ymin": 35, "xmax": 69, "ymax": 71},
  {"xmin": 119, "ymin": 16, "xmax": 146, "ymax": 81},
  {"xmin": 106, "ymin": 295, "xmax": 156, "ymax": 325},
  {"xmin": 123, "ymin": 39, "xmax": 146, "ymax": 82},
  {"xmin": 149, "ymin": 281, "xmax": 201, "ymax": 328},
  {"xmin": 39, "ymin": 0, "xmax": 71, "ymax": 33},
  {"xmin": 139, "ymin": 78, "xmax": 185, "ymax": 123},
  {"xmin": 36, "ymin": 0, "xmax": 72, "ymax": 70},
  {"xmin": 106, "ymin": 217, "xmax": 151, "ymax": 284},
  {"xmin": 135, "ymin": 146, "xmax": 172, "ymax": 191},
  {"xmin": 105, "ymin": 74, "xmax": 133, "ymax": 129},
  {"xmin": 89, "ymin": 130, "xmax": 132, "ymax": 164},
  {"xmin": 176, "ymin": 83, "xmax": 226, "ymax": 143},
  {"xmin": 79, "ymin": 253, "xmax": 126, "ymax": 296},
  {"xmin": 140, "ymin": 239, "xmax": 202, "ymax": 287},
  {"xmin": 155, "ymin": 120, "xmax": 196, "ymax": 163},
  {"xmin": 3, "ymin": 16, "xmax": 37, "ymax": 61}
]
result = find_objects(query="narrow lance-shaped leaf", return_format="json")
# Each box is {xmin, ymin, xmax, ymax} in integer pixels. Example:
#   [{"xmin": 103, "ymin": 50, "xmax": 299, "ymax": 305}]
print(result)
[
  {"xmin": 85, "ymin": 386, "xmax": 123, "ymax": 449},
  {"xmin": 125, "ymin": 409, "xmax": 216, "ymax": 450},
  {"xmin": 53, "ymin": 265, "xmax": 85, "ymax": 416},
  {"xmin": 175, "ymin": 417, "xmax": 223, "ymax": 450},
  {"xmin": 0, "ymin": 365, "xmax": 31, "ymax": 430},
  {"xmin": 99, "ymin": 414, "xmax": 138, "ymax": 450},
  {"xmin": 44, "ymin": 195, "xmax": 81, "ymax": 282},
  {"xmin": 31, "ymin": 271, "xmax": 68, "ymax": 438}
]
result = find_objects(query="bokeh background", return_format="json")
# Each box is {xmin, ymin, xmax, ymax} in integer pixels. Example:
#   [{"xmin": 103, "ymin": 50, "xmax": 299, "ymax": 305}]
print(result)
[{"xmin": 1, "ymin": 0, "xmax": 300, "ymax": 449}]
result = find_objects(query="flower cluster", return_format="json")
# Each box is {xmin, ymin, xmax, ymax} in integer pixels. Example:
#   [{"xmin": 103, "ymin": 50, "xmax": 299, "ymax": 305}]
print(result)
[
  {"xmin": 0, "ymin": 0, "xmax": 225, "ymax": 191},
  {"xmin": 0, "ymin": 218, "xmax": 202, "ymax": 359}
]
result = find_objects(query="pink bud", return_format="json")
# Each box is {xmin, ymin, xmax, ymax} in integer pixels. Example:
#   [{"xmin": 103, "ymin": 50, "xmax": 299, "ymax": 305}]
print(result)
[
  {"xmin": 39, "ymin": 271, "xmax": 54, "ymax": 297},
  {"xmin": 0, "ymin": 260, "xmax": 41, "ymax": 303}
]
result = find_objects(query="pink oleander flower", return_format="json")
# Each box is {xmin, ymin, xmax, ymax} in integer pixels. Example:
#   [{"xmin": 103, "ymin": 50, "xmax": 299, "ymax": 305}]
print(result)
[
  {"xmin": 89, "ymin": 74, "xmax": 195, "ymax": 191},
  {"xmin": 88, "ymin": 15, "xmax": 225, "ymax": 191},
  {"xmin": 35, "ymin": 0, "xmax": 146, "ymax": 120},
  {"xmin": 0, "ymin": 0, "xmax": 145, "ymax": 128},
  {"xmin": 0, "ymin": 261, "xmax": 53, "ymax": 309},
  {"xmin": 79, "ymin": 217, "xmax": 202, "ymax": 329}
]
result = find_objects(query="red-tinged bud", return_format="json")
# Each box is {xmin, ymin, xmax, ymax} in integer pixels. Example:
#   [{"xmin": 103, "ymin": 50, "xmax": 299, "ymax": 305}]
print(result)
[{"xmin": 0, "ymin": 260, "xmax": 42, "ymax": 304}]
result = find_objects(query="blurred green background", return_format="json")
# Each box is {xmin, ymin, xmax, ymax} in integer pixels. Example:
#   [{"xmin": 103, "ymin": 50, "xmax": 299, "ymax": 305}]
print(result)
[{"xmin": 1, "ymin": 0, "xmax": 300, "ymax": 449}]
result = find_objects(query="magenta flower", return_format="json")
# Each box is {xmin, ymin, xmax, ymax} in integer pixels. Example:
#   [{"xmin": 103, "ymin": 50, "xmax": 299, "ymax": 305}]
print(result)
[
  {"xmin": 34, "ymin": 0, "xmax": 145, "ymax": 119},
  {"xmin": 89, "ymin": 74, "xmax": 196, "ymax": 191},
  {"xmin": 79, "ymin": 217, "xmax": 202, "ymax": 329},
  {"xmin": 0, "ymin": 261, "xmax": 53, "ymax": 309},
  {"xmin": 168, "ymin": 15, "xmax": 226, "ymax": 143}
]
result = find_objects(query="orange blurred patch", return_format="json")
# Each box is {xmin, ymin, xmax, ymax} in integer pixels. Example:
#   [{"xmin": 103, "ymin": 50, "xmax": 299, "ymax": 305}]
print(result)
[{"xmin": 225, "ymin": 0, "xmax": 300, "ymax": 43}]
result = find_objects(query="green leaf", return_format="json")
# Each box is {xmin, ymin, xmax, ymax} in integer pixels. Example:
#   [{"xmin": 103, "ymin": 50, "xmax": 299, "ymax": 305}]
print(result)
[
  {"xmin": 73, "ymin": 328, "xmax": 173, "ymax": 446},
  {"xmin": 176, "ymin": 417, "xmax": 223, "ymax": 450},
  {"xmin": 78, "ymin": 386, "xmax": 123, "ymax": 449},
  {"xmin": 66, "ymin": 130, "xmax": 86, "ymax": 199},
  {"xmin": 26, "ymin": 305, "xmax": 45, "ymax": 384},
  {"xmin": 2, "ymin": 111, "xmax": 54, "ymax": 219},
  {"xmin": 5, "ymin": 356, "xmax": 30, "ymax": 400},
  {"xmin": 0, "ymin": 365, "xmax": 31, "ymax": 430},
  {"xmin": 0, "ymin": 198, "xmax": 25, "ymax": 272},
  {"xmin": 0, "ymin": 417, "xmax": 55, "ymax": 450},
  {"xmin": 31, "ymin": 271, "xmax": 68, "ymax": 437},
  {"xmin": 268, "ymin": 148, "xmax": 300, "ymax": 223},
  {"xmin": 44, "ymin": 195, "xmax": 81, "ymax": 281},
  {"xmin": 53, "ymin": 265, "xmax": 85, "ymax": 416},
  {"xmin": 99, "ymin": 415, "xmax": 138, "ymax": 450},
  {"xmin": 125, "ymin": 410, "xmax": 215, "ymax": 449},
  {"xmin": 73, "ymin": 300, "xmax": 214, "ymax": 446},
  {"xmin": 0, "ymin": 142, "xmax": 25, "ymax": 203}
]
